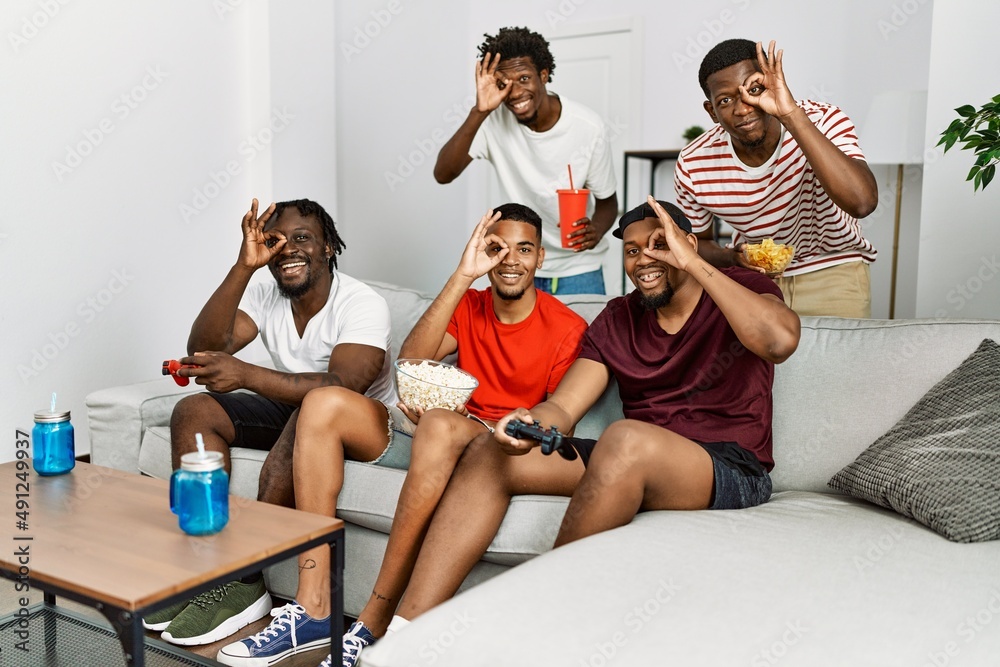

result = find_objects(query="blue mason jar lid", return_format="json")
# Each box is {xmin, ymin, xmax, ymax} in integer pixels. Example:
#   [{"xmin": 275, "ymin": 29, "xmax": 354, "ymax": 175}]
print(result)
[{"xmin": 34, "ymin": 410, "xmax": 71, "ymax": 423}]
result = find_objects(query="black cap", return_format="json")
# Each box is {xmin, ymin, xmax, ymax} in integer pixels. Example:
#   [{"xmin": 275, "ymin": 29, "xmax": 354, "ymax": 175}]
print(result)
[{"xmin": 612, "ymin": 200, "xmax": 693, "ymax": 239}]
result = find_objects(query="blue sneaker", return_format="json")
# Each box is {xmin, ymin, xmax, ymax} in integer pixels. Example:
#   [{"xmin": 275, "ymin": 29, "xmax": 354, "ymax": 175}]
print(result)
[
  {"xmin": 323, "ymin": 621, "xmax": 375, "ymax": 667},
  {"xmin": 216, "ymin": 602, "xmax": 330, "ymax": 666}
]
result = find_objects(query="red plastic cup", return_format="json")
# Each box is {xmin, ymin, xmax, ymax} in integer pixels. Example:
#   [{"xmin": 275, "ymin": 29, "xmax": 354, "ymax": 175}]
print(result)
[{"xmin": 556, "ymin": 188, "xmax": 590, "ymax": 249}]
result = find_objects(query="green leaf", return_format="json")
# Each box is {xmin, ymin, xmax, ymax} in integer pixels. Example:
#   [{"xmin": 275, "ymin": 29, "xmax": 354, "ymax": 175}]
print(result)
[
  {"xmin": 967, "ymin": 165, "xmax": 981, "ymax": 181},
  {"xmin": 983, "ymin": 164, "xmax": 996, "ymax": 189},
  {"xmin": 974, "ymin": 169, "xmax": 984, "ymax": 191},
  {"xmin": 956, "ymin": 104, "xmax": 977, "ymax": 117},
  {"xmin": 944, "ymin": 133, "xmax": 959, "ymax": 151},
  {"xmin": 992, "ymin": 94, "xmax": 1000, "ymax": 105}
]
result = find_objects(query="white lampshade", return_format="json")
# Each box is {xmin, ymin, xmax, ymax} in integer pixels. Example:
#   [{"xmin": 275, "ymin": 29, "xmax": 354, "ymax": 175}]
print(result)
[{"xmin": 861, "ymin": 90, "xmax": 927, "ymax": 165}]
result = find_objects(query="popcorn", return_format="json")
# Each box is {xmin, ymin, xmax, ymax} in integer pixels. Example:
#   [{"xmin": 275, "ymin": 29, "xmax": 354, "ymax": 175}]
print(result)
[{"xmin": 394, "ymin": 359, "xmax": 479, "ymax": 411}]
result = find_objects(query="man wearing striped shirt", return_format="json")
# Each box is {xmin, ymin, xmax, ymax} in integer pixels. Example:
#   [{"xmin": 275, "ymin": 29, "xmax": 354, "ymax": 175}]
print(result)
[{"xmin": 675, "ymin": 39, "xmax": 878, "ymax": 318}]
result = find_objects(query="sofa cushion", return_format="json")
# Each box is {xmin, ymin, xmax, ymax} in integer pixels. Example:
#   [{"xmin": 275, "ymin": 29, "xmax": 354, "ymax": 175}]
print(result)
[
  {"xmin": 361, "ymin": 491, "xmax": 1000, "ymax": 667},
  {"xmin": 829, "ymin": 338, "xmax": 1000, "ymax": 543},
  {"xmin": 770, "ymin": 318, "xmax": 1000, "ymax": 494}
]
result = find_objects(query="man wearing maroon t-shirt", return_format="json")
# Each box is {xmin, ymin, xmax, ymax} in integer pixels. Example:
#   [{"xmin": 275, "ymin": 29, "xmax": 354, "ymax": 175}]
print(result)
[{"xmin": 384, "ymin": 197, "xmax": 800, "ymax": 628}]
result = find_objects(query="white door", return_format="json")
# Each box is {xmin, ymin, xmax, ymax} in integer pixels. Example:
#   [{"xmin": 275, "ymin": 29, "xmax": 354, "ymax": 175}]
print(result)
[{"xmin": 477, "ymin": 18, "xmax": 642, "ymax": 295}]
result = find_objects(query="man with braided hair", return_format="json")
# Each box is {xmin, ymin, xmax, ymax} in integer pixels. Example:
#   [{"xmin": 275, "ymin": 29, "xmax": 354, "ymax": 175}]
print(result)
[
  {"xmin": 152, "ymin": 198, "xmax": 396, "ymax": 649},
  {"xmin": 435, "ymin": 26, "xmax": 619, "ymax": 295}
]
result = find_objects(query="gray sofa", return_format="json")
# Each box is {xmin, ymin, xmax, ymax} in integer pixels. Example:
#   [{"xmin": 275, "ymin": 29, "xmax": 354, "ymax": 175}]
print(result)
[{"xmin": 87, "ymin": 280, "xmax": 1000, "ymax": 665}]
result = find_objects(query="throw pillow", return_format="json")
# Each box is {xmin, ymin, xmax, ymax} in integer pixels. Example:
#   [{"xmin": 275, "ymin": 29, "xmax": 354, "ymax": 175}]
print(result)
[{"xmin": 828, "ymin": 338, "xmax": 1000, "ymax": 543}]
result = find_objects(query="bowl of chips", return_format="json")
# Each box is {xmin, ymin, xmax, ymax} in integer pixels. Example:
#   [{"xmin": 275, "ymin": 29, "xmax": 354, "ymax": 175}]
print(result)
[
  {"xmin": 742, "ymin": 239, "xmax": 794, "ymax": 276},
  {"xmin": 394, "ymin": 359, "xmax": 479, "ymax": 411}
]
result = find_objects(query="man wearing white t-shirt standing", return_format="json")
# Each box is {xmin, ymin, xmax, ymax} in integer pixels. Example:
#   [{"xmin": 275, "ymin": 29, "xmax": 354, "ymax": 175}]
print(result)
[
  {"xmin": 675, "ymin": 39, "xmax": 879, "ymax": 317},
  {"xmin": 435, "ymin": 26, "xmax": 619, "ymax": 295},
  {"xmin": 153, "ymin": 198, "xmax": 399, "ymax": 648}
]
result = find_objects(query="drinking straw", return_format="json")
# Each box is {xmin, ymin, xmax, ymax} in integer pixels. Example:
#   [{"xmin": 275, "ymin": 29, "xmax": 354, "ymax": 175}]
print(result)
[
  {"xmin": 195, "ymin": 433, "xmax": 207, "ymax": 459},
  {"xmin": 51, "ymin": 392, "xmax": 57, "ymax": 412},
  {"xmin": 567, "ymin": 164, "xmax": 575, "ymax": 191}
]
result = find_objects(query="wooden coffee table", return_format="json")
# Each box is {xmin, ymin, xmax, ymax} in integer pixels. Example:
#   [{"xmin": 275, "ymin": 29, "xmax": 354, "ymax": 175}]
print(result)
[{"xmin": 0, "ymin": 461, "xmax": 344, "ymax": 666}]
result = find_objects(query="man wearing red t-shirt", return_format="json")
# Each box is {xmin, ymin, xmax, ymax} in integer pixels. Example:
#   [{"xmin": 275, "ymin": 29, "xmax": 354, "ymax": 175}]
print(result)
[
  {"xmin": 288, "ymin": 203, "xmax": 586, "ymax": 667},
  {"xmin": 384, "ymin": 198, "xmax": 800, "ymax": 631}
]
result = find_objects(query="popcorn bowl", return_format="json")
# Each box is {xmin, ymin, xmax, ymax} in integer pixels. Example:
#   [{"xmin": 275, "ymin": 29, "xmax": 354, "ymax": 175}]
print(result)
[{"xmin": 394, "ymin": 359, "xmax": 479, "ymax": 412}]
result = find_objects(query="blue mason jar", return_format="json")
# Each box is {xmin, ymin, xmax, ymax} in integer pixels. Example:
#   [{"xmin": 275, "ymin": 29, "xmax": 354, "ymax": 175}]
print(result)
[
  {"xmin": 32, "ymin": 410, "xmax": 75, "ymax": 476},
  {"xmin": 169, "ymin": 451, "xmax": 229, "ymax": 536}
]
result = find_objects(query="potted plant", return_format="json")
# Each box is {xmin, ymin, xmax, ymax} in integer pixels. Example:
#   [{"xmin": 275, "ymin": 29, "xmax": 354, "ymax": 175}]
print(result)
[
  {"xmin": 682, "ymin": 125, "xmax": 705, "ymax": 144},
  {"xmin": 938, "ymin": 94, "xmax": 1000, "ymax": 191}
]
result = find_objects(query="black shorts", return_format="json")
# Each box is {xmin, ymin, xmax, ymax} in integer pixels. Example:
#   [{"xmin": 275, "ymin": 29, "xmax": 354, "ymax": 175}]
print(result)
[
  {"xmin": 205, "ymin": 392, "xmax": 297, "ymax": 451},
  {"xmin": 567, "ymin": 437, "xmax": 771, "ymax": 510}
]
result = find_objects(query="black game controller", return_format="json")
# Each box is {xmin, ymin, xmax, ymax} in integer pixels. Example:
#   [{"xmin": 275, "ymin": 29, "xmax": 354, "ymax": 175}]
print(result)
[{"xmin": 504, "ymin": 420, "xmax": 577, "ymax": 461}]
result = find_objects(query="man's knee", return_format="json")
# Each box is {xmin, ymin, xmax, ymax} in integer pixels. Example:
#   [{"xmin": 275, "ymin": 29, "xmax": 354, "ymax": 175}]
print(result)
[
  {"xmin": 592, "ymin": 420, "xmax": 658, "ymax": 475},
  {"xmin": 300, "ymin": 386, "xmax": 357, "ymax": 423},
  {"xmin": 170, "ymin": 393, "xmax": 233, "ymax": 446},
  {"xmin": 413, "ymin": 409, "xmax": 479, "ymax": 457}
]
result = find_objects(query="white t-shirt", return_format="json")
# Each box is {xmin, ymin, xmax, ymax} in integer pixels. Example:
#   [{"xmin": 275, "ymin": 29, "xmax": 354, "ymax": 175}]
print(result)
[
  {"xmin": 238, "ymin": 271, "xmax": 396, "ymax": 405},
  {"xmin": 674, "ymin": 100, "xmax": 876, "ymax": 276},
  {"xmin": 469, "ymin": 96, "xmax": 617, "ymax": 279}
]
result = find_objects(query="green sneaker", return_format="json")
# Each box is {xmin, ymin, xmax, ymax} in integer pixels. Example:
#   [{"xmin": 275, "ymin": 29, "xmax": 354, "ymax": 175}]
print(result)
[
  {"xmin": 161, "ymin": 579, "xmax": 272, "ymax": 646},
  {"xmin": 142, "ymin": 600, "xmax": 190, "ymax": 632}
]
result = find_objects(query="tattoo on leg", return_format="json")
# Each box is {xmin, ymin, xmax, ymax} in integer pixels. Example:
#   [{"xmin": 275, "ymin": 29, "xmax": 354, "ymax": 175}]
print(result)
[
  {"xmin": 299, "ymin": 559, "xmax": 316, "ymax": 573},
  {"xmin": 373, "ymin": 591, "xmax": 393, "ymax": 602}
]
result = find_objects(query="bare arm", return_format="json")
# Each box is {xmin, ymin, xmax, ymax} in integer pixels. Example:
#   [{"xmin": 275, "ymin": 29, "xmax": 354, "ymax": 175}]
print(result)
[
  {"xmin": 188, "ymin": 199, "xmax": 282, "ymax": 354},
  {"xmin": 646, "ymin": 198, "xmax": 800, "ymax": 363},
  {"xmin": 399, "ymin": 210, "xmax": 507, "ymax": 360},
  {"xmin": 695, "ymin": 228, "xmax": 767, "ymax": 273},
  {"xmin": 434, "ymin": 53, "xmax": 511, "ymax": 184},
  {"xmin": 180, "ymin": 342, "xmax": 386, "ymax": 406},
  {"xmin": 740, "ymin": 41, "xmax": 877, "ymax": 218},
  {"xmin": 493, "ymin": 358, "xmax": 611, "ymax": 454}
]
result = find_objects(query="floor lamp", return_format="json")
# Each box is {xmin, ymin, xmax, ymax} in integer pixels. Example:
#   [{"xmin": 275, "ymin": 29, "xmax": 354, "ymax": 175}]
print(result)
[{"xmin": 861, "ymin": 91, "xmax": 927, "ymax": 319}]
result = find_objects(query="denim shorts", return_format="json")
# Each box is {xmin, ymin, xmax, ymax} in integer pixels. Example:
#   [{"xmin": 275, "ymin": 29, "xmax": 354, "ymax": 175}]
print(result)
[
  {"xmin": 534, "ymin": 267, "xmax": 606, "ymax": 295},
  {"xmin": 367, "ymin": 404, "xmax": 415, "ymax": 470},
  {"xmin": 568, "ymin": 437, "xmax": 771, "ymax": 510}
]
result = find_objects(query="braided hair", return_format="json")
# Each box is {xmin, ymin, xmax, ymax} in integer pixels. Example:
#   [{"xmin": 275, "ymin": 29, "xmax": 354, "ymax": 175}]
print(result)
[
  {"xmin": 272, "ymin": 199, "xmax": 345, "ymax": 272},
  {"xmin": 477, "ymin": 27, "xmax": 555, "ymax": 80}
]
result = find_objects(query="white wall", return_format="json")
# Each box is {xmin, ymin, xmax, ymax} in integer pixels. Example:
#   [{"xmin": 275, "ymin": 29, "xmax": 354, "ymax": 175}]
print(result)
[
  {"xmin": 0, "ymin": 1, "xmax": 335, "ymax": 462},
  {"xmin": 334, "ymin": 0, "xmax": 933, "ymax": 317},
  {"xmin": 916, "ymin": 0, "xmax": 1000, "ymax": 319}
]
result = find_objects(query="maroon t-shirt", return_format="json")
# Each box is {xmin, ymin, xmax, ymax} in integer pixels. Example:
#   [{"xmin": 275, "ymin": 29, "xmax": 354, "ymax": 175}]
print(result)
[{"xmin": 578, "ymin": 267, "xmax": 783, "ymax": 471}]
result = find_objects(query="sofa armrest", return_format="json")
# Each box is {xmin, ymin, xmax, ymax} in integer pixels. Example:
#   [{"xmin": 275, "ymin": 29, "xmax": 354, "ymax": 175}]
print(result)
[{"xmin": 86, "ymin": 378, "xmax": 202, "ymax": 473}]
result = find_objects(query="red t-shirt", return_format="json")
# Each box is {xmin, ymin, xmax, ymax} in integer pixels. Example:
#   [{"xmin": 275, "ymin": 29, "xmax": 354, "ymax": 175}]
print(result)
[
  {"xmin": 446, "ymin": 288, "xmax": 587, "ymax": 422},
  {"xmin": 578, "ymin": 268, "xmax": 782, "ymax": 470}
]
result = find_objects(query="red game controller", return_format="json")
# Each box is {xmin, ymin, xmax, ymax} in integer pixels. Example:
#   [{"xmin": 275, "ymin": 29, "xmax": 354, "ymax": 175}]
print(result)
[{"xmin": 162, "ymin": 360, "xmax": 199, "ymax": 387}]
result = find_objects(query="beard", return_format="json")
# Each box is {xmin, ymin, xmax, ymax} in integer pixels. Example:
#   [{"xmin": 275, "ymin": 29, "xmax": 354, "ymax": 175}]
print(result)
[
  {"xmin": 639, "ymin": 283, "xmax": 675, "ymax": 310},
  {"xmin": 515, "ymin": 110, "xmax": 539, "ymax": 126},
  {"xmin": 496, "ymin": 285, "xmax": 527, "ymax": 301},
  {"xmin": 272, "ymin": 261, "xmax": 321, "ymax": 299},
  {"xmin": 736, "ymin": 133, "xmax": 767, "ymax": 149}
]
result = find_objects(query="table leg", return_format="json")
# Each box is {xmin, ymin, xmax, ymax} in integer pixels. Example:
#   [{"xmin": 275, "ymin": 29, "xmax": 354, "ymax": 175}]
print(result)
[
  {"xmin": 329, "ymin": 530, "xmax": 345, "ymax": 663},
  {"xmin": 98, "ymin": 604, "xmax": 145, "ymax": 666}
]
